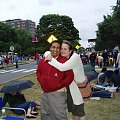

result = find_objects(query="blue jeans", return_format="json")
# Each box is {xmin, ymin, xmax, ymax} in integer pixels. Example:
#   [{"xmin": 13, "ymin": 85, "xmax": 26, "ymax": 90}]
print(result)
[
  {"xmin": 15, "ymin": 101, "xmax": 36, "ymax": 114},
  {"xmin": 91, "ymin": 91, "xmax": 112, "ymax": 98},
  {"xmin": 15, "ymin": 61, "xmax": 18, "ymax": 68},
  {"xmin": 86, "ymin": 71, "xmax": 98, "ymax": 82},
  {"xmin": 0, "ymin": 97, "xmax": 3, "ymax": 108}
]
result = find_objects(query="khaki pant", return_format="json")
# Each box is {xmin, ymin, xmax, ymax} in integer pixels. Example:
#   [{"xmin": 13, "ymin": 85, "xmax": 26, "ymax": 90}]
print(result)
[{"xmin": 40, "ymin": 91, "xmax": 67, "ymax": 120}]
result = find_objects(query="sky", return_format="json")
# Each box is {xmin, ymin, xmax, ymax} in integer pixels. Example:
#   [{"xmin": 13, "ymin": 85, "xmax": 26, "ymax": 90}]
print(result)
[{"xmin": 0, "ymin": 0, "xmax": 116, "ymax": 48}]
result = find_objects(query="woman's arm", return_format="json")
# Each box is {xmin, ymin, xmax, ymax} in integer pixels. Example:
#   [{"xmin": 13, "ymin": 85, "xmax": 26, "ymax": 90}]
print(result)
[{"xmin": 49, "ymin": 53, "xmax": 80, "ymax": 71}]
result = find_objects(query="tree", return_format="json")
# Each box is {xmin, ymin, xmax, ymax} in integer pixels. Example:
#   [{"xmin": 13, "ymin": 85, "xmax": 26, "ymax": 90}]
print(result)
[
  {"xmin": 96, "ymin": 15, "xmax": 114, "ymax": 50},
  {"xmin": 0, "ymin": 22, "xmax": 33, "ymax": 55},
  {"xmin": 36, "ymin": 14, "xmax": 80, "ymax": 53},
  {"xmin": 0, "ymin": 22, "xmax": 17, "ymax": 51},
  {"xmin": 15, "ymin": 29, "xmax": 32, "ymax": 56},
  {"xmin": 96, "ymin": 0, "xmax": 120, "ymax": 50}
]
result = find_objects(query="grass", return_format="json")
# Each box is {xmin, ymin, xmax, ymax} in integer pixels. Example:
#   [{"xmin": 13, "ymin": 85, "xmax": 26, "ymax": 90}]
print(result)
[{"xmin": 0, "ymin": 73, "xmax": 120, "ymax": 120}]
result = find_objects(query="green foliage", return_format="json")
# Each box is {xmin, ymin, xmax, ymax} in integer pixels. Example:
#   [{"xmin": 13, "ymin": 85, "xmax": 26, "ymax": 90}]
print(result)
[
  {"xmin": 96, "ymin": 0, "xmax": 120, "ymax": 50},
  {"xmin": 15, "ymin": 29, "xmax": 32, "ymax": 55},
  {"xmin": 36, "ymin": 14, "xmax": 80, "ymax": 53},
  {"xmin": 0, "ymin": 22, "xmax": 33, "ymax": 55},
  {"xmin": 0, "ymin": 22, "xmax": 17, "ymax": 51},
  {"xmin": 0, "ymin": 14, "xmax": 80, "ymax": 54}
]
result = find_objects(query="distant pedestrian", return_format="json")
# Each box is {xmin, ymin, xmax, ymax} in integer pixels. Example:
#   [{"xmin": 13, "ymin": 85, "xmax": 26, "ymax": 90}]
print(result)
[
  {"xmin": 89, "ymin": 52, "xmax": 96, "ymax": 67},
  {"xmin": 0, "ymin": 55, "xmax": 3, "ymax": 68},
  {"xmin": 4, "ymin": 56, "xmax": 9, "ymax": 68},
  {"xmin": 97, "ymin": 53, "xmax": 103, "ymax": 68},
  {"xmin": 14, "ymin": 54, "xmax": 19, "ymax": 68}
]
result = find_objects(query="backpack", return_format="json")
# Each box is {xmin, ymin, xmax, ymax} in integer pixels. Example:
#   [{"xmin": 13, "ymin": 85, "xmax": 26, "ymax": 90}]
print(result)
[{"xmin": 77, "ymin": 79, "xmax": 92, "ymax": 101}]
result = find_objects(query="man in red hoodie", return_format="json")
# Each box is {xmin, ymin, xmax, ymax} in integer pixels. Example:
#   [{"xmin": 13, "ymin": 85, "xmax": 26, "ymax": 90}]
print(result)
[{"xmin": 36, "ymin": 40, "xmax": 74, "ymax": 120}]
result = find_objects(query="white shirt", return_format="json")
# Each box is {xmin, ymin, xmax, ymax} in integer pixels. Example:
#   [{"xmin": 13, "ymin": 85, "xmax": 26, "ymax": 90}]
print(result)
[
  {"xmin": 116, "ymin": 52, "xmax": 120, "ymax": 68},
  {"xmin": 49, "ymin": 52, "xmax": 85, "ymax": 105}
]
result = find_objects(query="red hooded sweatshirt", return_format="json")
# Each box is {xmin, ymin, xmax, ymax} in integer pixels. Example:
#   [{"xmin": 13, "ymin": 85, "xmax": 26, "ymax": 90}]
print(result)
[{"xmin": 36, "ymin": 56, "xmax": 74, "ymax": 92}]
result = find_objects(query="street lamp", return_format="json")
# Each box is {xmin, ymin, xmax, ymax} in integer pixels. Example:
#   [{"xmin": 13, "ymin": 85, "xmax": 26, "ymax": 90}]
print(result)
[
  {"xmin": 10, "ymin": 45, "xmax": 14, "ymax": 64},
  {"xmin": 32, "ymin": 35, "xmax": 38, "ymax": 61}
]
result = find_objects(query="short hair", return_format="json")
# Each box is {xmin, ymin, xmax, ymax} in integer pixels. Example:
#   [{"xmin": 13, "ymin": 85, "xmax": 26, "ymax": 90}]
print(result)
[
  {"xmin": 49, "ymin": 40, "xmax": 62, "ymax": 47},
  {"xmin": 101, "ymin": 66, "xmax": 107, "ymax": 72}
]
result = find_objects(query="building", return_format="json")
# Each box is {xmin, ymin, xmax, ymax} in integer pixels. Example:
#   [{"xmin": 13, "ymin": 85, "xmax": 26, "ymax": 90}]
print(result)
[
  {"xmin": 3, "ymin": 19, "xmax": 36, "ymax": 35},
  {"xmin": 88, "ymin": 38, "xmax": 96, "ymax": 48}
]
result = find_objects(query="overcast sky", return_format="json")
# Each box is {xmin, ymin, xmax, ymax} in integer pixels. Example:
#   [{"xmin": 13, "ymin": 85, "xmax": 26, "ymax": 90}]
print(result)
[{"xmin": 0, "ymin": 0, "xmax": 116, "ymax": 48}]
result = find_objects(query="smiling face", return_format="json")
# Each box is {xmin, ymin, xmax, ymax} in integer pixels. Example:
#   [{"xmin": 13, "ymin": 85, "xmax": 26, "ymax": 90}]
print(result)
[
  {"xmin": 50, "ymin": 42, "xmax": 61, "ymax": 58},
  {"xmin": 61, "ymin": 43, "xmax": 72, "ymax": 58}
]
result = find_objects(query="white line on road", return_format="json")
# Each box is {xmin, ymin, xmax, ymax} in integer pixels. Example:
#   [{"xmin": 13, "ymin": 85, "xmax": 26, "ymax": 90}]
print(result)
[
  {"xmin": 22, "ymin": 69, "xmax": 36, "ymax": 73},
  {"xmin": 11, "ymin": 69, "xmax": 27, "ymax": 73},
  {"xmin": 0, "ymin": 69, "xmax": 17, "ymax": 73}
]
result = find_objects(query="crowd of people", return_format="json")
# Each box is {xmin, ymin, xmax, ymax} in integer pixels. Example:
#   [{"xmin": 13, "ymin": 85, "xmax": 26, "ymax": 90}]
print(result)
[
  {"xmin": 0, "ymin": 53, "xmax": 31, "ymax": 69},
  {"xmin": 80, "ymin": 49, "xmax": 118, "ymax": 69},
  {"xmin": 1, "ymin": 40, "xmax": 120, "ymax": 120},
  {"xmin": 0, "ymin": 53, "xmax": 19, "ymax": 68}
]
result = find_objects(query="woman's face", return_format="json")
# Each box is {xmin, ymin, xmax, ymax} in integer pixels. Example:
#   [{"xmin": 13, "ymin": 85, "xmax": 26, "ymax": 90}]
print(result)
[{"xmin": 61, "ymin": 43, "xmax": 72, "ymax": 58}]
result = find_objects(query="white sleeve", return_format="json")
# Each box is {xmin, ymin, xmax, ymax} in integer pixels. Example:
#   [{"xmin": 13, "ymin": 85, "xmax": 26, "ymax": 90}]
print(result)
[
  {"xmin": 116, "ymin": 53, "xmax": 120, "ymax": 62},
  {"xmin": 48, "ymin": 54, "xmax": 80, "ymax": 71},
  {"xmin": 43, "ymin": 51, "xmax": 51, "ymax": 57}
]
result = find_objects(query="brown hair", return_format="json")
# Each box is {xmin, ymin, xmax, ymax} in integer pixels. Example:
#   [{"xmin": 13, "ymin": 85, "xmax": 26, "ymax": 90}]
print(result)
[
  {"xmin": 62, "ymin": 40, "xmax": 73, "ymax": 57},
  {"xmin": 62, "ymin": 40, "xmax": 73, "ymax": 51}
]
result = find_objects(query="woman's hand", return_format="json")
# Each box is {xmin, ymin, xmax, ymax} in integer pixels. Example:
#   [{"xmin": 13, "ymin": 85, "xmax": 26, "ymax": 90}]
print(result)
[{"xmin": 45, "ymin": 53, "xmax": 52, "ymax": 61}]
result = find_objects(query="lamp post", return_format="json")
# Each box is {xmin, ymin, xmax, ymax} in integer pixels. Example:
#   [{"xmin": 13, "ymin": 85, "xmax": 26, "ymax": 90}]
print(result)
[
  {"xmin": 32, "ymin": 35, "xmax": 38, "ymax": 61},
  {"xmin": 10, "ymin": 46, "xmax": 14, "ymax": 64}
]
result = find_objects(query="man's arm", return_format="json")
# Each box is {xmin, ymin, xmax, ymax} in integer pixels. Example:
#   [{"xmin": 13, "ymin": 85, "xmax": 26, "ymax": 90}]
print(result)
[
  {"xmin": 36, "ymin": 59, "xmax": 44, "ymax": 85},
  {"xmin": 59, "ymin": 70, "xmax": 74, "ymax": 88}
]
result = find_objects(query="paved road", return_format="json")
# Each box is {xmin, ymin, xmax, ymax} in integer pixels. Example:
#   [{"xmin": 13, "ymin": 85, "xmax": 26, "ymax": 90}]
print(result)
[
  {"xmin": 0, "ymin": 62, "xmax": 115, "ymax": 85},
  {"xmin": 0, "ymin": 62, "xmax": 37, "ymax": 84}
]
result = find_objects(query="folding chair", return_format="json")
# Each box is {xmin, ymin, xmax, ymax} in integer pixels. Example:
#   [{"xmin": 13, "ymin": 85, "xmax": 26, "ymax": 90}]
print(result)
[{"xmin": 0, "ymin": 97, "xmax": 26, "ymax": 120}]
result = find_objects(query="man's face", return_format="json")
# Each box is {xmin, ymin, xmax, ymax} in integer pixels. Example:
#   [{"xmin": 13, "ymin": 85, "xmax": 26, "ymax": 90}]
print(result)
[{"xmin": 50, "ymin": 42, "xmax": 61, "ymax": 58}]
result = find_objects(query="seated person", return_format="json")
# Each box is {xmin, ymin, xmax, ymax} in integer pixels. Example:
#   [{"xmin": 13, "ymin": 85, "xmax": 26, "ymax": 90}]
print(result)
[
  {"xmin": 104, "ymin": 70, "xmax": 114, "ymax": 86},
  {"xmin": 3, "ymin": 91, "xmax": 40, "ymax": 118},
  {"xmin": 112, "ymin": 69, "xmax": 120, "ymax": 91},
  {"xmin": 96, "ymin": 66, "xmax": 108, "ymax": 86}
]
